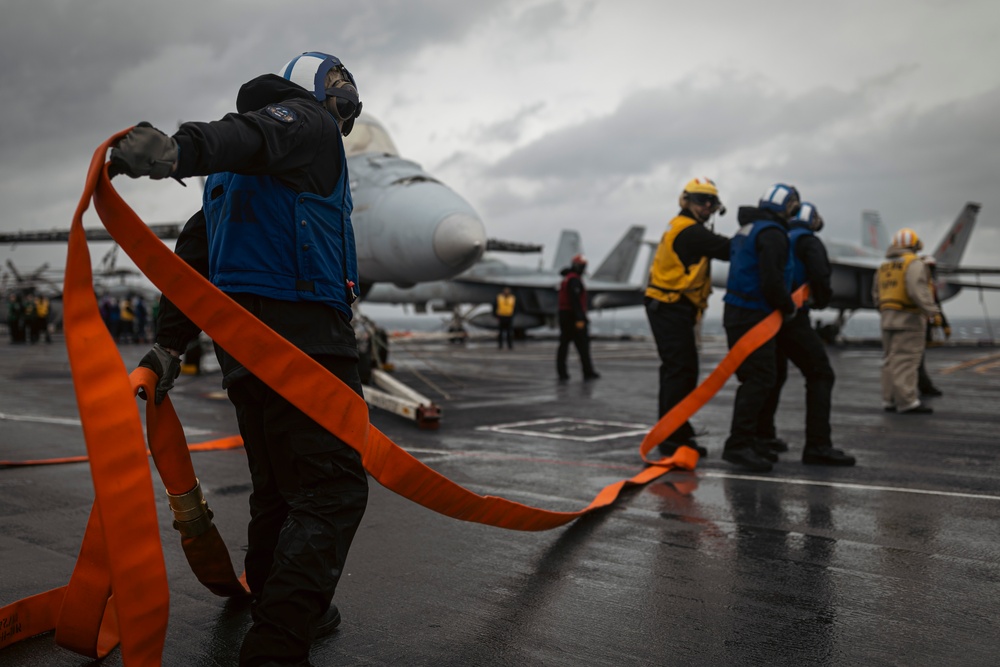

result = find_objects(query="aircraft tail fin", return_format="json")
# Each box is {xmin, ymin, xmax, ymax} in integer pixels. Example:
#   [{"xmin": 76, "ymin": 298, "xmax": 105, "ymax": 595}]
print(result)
[
  {"xmin": 933, "ymin": 202, "xmax": 981, "ymax": 301},
  {"xmin": 861, "ymin": 210, "xmax": 888, "ymax": 252},
  {"xmin": 932, "ymin": 202, "xmax": 980, "ymax": 267},
  {"xmin": 551, "ymin": 230, "xmax": 582, "ymax": 270},
  {"xmin": 592, "ymin": 225, "xmax": 646, "ymax": 283}
]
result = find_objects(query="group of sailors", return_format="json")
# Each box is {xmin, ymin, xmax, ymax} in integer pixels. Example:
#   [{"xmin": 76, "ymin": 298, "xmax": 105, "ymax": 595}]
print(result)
[
  {"xmin": 643, "ymin": 178, "xmax": 942, "ymax": 472},
  {"xmin": 5, "ymin": 292, "xmax": 52, "ymax": 344},
  {"xmin": 97, "ymin": 293, "xmax": 152, "ymax": 344}
]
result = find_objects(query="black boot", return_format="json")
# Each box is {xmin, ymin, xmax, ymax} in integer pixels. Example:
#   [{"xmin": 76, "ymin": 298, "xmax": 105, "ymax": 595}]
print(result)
[
  {"xmin": 802, "ymin": 446, "xmax": 856, "ymax": 466},
  {"xmin": 722, "ymin": 447, "xmax": 773, "ymax": 472},
  {"xmin": 757, "ymin": 437, "xmax": 789, "ymax": 453},
  {"xmin": 315, "ymin": 603, "xmax": 342, "ymax": 638},
  {"xmin": 752, "ymin": 440, "xmax": 779, "ymax": 462}
]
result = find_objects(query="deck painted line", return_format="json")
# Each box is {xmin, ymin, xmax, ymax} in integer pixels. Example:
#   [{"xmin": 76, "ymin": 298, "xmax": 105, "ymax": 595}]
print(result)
[
  {"xmin": 476, "ymin": 417, "xmax": 653, "ymax": 442},
  {"xmin": 698, "ymin": 471, "xmax": 1000, "ymax": 501},
  {"xmin": 400, "ymin": 446, "xmax": 1000, "ymax": 502},
  {"xmin": 0, "ymin": 411, "xmax": 215, "ymax": 436}
]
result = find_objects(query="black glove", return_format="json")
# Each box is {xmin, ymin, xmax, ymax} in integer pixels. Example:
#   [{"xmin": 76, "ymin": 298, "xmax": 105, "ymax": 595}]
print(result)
[
  {"xmin": 138, "ymin": 343, "xmax": 182, "ymax": 405},
  {"xmin": 783, "ymin": 306, "xmax": 798, "ymax": 324},
  {"xmin": 110, "ymin": 122, "xmax": 178, "ymax": 179}
]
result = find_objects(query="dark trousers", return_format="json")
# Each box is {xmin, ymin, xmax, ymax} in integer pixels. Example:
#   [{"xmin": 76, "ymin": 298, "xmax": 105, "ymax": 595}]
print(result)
[
  {"xmin": 645, "ymin": 298, "xmax": 698, "ymax": 443},
  {"xmin": 917, "ymin": 355, "xmax": 937, "ymax": 393},
  {"xmin": 757, "ymin": 348, "xmax": 787, "ymax": 440},
  {"xmin": 229, "ymin": 355, "xmax": 369, "ymax": 667},
  {"xmin": 497, "ymin": 316, "xmax": 514, "ymax": 349},
  {"xmin": 757, "ymin": 311, "xmax": 835, "ymax": 449},
  {"xmin": 556, "ymin": 311, "xmax": 596, "ymax": 378},
  {"xmin": 725, "ymin": 317, "xmax": 778, "ymax": 452}
]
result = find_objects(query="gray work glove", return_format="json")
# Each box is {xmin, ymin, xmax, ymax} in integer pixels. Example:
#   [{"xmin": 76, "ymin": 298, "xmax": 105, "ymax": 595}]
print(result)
[
  {"xmin": 137, "ymin": 343, "xmax": 182, "ymax": 405},
  {"xmin": 110, "ymin": 122, "xmax": 178, "ymax": 179}
]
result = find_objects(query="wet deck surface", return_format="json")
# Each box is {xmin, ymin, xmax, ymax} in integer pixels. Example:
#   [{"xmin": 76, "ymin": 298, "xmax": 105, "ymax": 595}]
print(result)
[{"xmin": 2, "ymin": 333, "xmax": 999, "ymax": 666}]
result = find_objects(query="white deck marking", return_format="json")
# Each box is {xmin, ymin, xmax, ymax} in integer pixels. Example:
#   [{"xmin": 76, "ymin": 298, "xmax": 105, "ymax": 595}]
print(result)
[
  {"xmin": 0, "ymin": 411, "xmax": 215, "ymax": 436},
  {"xmin": 400, "ymin": 446, "xmax": 1000, "ymax": 502},
  {"xmin": 699, "ymin": 471, "xmax": 1000, "ymax": 501},
  {"xmin": 476, "ymin": 417, "xmax": 652, "ymax": 442}
]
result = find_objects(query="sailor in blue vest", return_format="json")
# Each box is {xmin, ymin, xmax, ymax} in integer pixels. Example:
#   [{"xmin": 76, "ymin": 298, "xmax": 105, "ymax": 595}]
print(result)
[
  {"xmin": 758, "ymin": 203, "xmax": 855, "ymax": 466},
  {"xmin": 112, "ymin": 51, "xmax": 369, "ymax": 666},
  {"xmin": 721, "ymin": 184, "xmax": 801, "ymax": 472}
]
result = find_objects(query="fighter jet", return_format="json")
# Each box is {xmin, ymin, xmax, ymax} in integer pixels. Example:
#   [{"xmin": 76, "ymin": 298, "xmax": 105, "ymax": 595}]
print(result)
[
  {"xmin": 343, "ymin": 115, "xmax": 486, "ymax": 289},
  {"xmin": 364, "ymin": 225, "xmax": 648, "ymax": 330}
]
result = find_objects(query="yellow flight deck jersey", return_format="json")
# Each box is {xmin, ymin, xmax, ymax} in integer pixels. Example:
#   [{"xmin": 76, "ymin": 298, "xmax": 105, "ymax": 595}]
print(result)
[
  {"xmin": 877, "ymin": 253, "xmax": 919, "ymax": 312},
  {"xmin": 645, "ymin": 215, "xmax": 712, "ymax": 311},
  {"xmin": 496, "ymin": 293, "xmax": 516, "ymax": 317}
]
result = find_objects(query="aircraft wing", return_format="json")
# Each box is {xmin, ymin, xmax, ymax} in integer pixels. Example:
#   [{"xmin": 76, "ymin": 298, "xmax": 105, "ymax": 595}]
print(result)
[
  {"xmin": 939, "ymin": 280, "xmax": 1000, "ymax": 290},
  {"xmin": 937, "ymin": 266, "xmax": 1000, "ymax": 276}
]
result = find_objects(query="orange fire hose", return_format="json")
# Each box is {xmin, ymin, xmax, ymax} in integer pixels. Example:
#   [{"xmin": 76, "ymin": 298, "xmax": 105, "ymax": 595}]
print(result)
[{"xmin": 0, "ymin": 131, "xmax": 806, "ymax": 664}]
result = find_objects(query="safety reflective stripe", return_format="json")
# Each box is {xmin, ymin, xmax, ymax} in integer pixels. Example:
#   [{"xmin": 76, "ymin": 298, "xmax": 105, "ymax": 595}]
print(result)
[{"xmin": 0, "ymin": 132, "xmax": 807, "ymax": 663}]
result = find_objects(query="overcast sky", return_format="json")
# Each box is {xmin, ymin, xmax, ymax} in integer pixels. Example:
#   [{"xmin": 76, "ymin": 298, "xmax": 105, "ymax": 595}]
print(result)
[{"xmin": 2, "ymin": 0, "xmax": 998, "ymax": 318}]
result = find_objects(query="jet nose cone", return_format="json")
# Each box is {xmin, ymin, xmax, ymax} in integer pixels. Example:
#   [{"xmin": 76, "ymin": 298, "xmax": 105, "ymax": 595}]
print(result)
[{"xmin": 433, "ymin": 213, "xmax": 486, "ymax": 270}]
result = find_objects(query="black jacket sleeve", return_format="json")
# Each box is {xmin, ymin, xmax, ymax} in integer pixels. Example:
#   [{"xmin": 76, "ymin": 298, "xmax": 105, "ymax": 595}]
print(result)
[
  {"xmin": 797, "ymin": 235, "xmax": 833, "ymax": 310},
  {"xmin": 154, "ymin": 211, "xmax": 208, "ymax": 352},
  {"xmin": 756, "ymin": 227, "xmax": 795, "ymax": 314},
  {"xmin": 674, "ymin": 222, "xmax": 731, "ymax": 267},
  {"xmin": 172, "ymin": 98, "xmax": 341, "ymax": 197}
]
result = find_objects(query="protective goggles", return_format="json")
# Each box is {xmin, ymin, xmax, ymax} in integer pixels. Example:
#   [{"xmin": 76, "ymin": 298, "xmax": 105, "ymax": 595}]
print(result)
[
  {"xmin": 686, "ymin": 193, "xmax": 720, "ymax": 207},
  {"xmin": 325, "ymin": 82, "xmax": 362, "ymax": 122}
]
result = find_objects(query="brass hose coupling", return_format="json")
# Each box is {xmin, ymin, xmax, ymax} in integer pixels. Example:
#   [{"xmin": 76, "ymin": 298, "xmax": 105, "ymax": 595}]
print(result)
[{"xmin": 166, "ymin": 479, "xmax": 215, "ymax": 538}]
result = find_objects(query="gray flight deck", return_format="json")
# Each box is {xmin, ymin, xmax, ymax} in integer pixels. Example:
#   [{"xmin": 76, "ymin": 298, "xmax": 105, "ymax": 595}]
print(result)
[{"xmin": 1, "ymin": 332, "xmax": 999, "ymax": 666}]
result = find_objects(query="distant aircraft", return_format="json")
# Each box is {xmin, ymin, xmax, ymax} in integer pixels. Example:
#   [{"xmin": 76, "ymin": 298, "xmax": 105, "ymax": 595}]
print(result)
[{"xmin": 364, "ymin": 225, "xmax": 648, "ymax": 330}]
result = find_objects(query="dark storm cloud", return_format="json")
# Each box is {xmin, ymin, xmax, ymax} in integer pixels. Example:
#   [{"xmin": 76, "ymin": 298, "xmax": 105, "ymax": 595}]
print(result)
[
  {"xmin": 0, "ymin": 0, "xmax": 506, "ymax": 136},
  {"xmin": 487, "ymin": 74, "xmax": 878, "ymax": 180},
  {"xmin": 757, "ymin": 86, "xmax": 1000, "ymax": 231},
  {"xmin": 479, "ymin": 72, "xmax": 999, "ymax": 229},
  {"xmin": 0, "ymin": 0, "xmax": 508, "ymax": 228}
]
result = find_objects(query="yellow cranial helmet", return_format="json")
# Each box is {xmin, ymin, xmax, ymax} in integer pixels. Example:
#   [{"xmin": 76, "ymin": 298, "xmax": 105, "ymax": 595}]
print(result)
[
  {"xmin": 680, "ymin": 177, "xmax": 724, "ymax": 216},
  {"xmin": 891, "ymin": 228, "xmax": 923, "ymax": 251},
  {"xmin": 683, "ymin": 177, "xmax": 720, "ymax": 197}
]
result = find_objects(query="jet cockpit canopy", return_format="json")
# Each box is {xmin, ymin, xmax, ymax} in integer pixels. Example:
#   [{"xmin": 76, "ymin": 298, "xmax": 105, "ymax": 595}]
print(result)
[{"xmin": 343, "ymin": 116, "xmax": 399, "ymax": 158}]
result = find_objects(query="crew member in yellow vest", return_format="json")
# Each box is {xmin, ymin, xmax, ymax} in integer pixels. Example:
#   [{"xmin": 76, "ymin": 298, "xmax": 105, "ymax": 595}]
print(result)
[
  {"xmin": 494, "ymin": 287, "xmax": 517, "ymax": 350},
  {"xmin": 644, "ymin": 177, "xmax": 731, "ymax": 458},
  {"xmin": 118, "ymin": 296, "xmax": 135, "ymax": 344},
  {"xmin": 33, "ymin": 294, "xmax": 52, "ymax": 344},
  {"xmin": 872, "ymin": 228, "xmax": 941, "ymax": 414}
]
